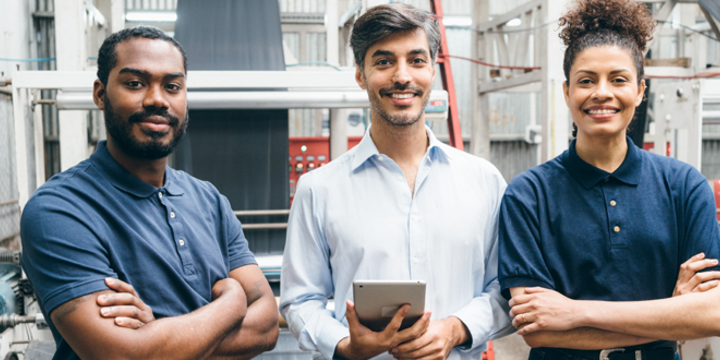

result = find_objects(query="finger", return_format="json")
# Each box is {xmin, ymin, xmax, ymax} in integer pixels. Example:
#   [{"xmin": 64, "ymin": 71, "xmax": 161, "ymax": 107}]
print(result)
[
  {"xmin": 114, "ymin": 316, "xmax": 145, "ymax": 329},
  {"xmin": 396, "ymin": 311, "xmax": 431, "ymax": 344},
  {"xmin": 391, "ymin": 331, "xmax": 432, "ymax": 355},
  {"xmin": 105, "ymin": 278, "xmax": 139, "ymax": 297},
  {"xmin": 517, "ymin": 322, "xmax": 542, "ymax": 336},
  {"xmin": 695, "ymin": 280, "xmax": 720, "ymax": 292},
  {"xmin": 692, "ymin": 271, "xmax": 720, "ymax": 284},
  {"xmin": 345, "ymin": 301, "xmax": 361, "ymax": 330},
  {"xmin": 100, "ymin": 305, "xmax": 142, "ymax": 318},
  {"xmin": 97, "ymin": 293, "xmax": 142, "ymax": 306},
  {"xmin": 382, "ymin": 304, "xmax": 412, "ymax": 335},
  {"xmin": 509, "ymin": 294, "xmax": 532, "ymax": 306},
  {"xmin": 687, "ymin": 259, "xmax": 719, "ymax": 273}
]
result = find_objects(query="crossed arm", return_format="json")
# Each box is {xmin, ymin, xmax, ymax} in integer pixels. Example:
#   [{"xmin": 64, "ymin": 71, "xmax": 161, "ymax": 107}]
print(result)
[
  {"xmin": 53, "ymin": 264, "xmax": 278, "ymax": 360},
  {"xmin": 508, "ymin": 254, "xmax": 720, "ymax": 349}
]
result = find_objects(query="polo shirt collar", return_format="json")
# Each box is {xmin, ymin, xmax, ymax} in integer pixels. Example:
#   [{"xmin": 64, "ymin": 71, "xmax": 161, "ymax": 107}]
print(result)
[
  {"xmin": 350, "ymin": 124, "xmax": 450, "ymax": 171},
  {"xmin": 563, "ymin": 136, "xmax": 643, "ymax": 189},
  {"xmin": 90, "ymin": 140, "xmax": 184, "ymax": 197}
]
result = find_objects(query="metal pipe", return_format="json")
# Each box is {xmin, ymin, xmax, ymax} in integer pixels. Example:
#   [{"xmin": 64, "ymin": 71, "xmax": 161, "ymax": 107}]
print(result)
[
  {"xmin": 241, "ymin": 223, "xmax": 288, "ymax": 230},
  {"xmin": 32, "ymin": 99, "xmax": 55, "ymax": 106},
  {"xmin": 56, "ymin": 91, "xmax": 372, "ymax": 110},
  {"xmin": 0, "ymin": 199, "xmax": 18, "ymax": 208},
  {"xmin": 234, "ymin": 210, "xmax": 290, "ymax": 216}
]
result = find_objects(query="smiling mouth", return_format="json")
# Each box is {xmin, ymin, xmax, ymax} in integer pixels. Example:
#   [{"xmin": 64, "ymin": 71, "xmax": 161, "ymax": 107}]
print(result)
[
  {"xmin": 584, "ymin": 109, "xmax": 620, "ymax": 115},
  {"xmin": 389, "ymin": 93, "xmax": 416, "ymax": 99}
]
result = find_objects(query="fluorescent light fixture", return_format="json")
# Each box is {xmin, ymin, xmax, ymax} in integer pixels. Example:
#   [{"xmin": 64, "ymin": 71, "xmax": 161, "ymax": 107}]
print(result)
[
  {"xmin": 443, "ymin": 16, "xmax": 472, "ymax": 27},
  {"xmin": 506, "ymin": 18, "xmax": 522, "ymax": 27},
  {"xmin": 125, "ymin": 11, "xmax": 177, "ymax": 22}
]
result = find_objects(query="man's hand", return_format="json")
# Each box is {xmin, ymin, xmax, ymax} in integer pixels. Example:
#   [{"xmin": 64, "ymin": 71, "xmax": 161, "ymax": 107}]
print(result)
[
  {"xmin": 98, "ymin": 278, "xmax": 155, "ymax": 329},
  {"xmin": 509, "ymin": 287, "xmax": 581, "ymax": 335},
  {"xmin": 673, "ymin": 253, "xmax": 720, "ymax": 296},
  {"xmin": 335, "ymin": 300, "xmax": 431, "ymax": 360},
  {"xmin": 389, "ymin": 317, "xmax": 469, "ymax": 360}
]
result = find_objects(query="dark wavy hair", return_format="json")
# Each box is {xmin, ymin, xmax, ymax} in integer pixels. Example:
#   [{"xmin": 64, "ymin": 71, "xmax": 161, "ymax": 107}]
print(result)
[
  {"xmin": 559, "ymin": 0, "xmax": 655, "ymax": 136},
  {"xmin": 350, "ymin": 3, "xmax": 441, "ymax": 73},
  {"xmin": 97, "ymin": 26, "xmax": 187, "ymax": 86}
]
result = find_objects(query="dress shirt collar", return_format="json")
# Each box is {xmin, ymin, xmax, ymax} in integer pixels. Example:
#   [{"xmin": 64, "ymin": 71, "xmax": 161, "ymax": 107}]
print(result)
[
  {"xmin": 350, "ymin": 124, "xmax": 452, "ymax": 171},
  {"xmin": 90, "ymin": 140, "xmax": 184, "ymax": 197},
  {"xmin": 563, "ymin": 136, "xmax": 643, "ymax": 189}
]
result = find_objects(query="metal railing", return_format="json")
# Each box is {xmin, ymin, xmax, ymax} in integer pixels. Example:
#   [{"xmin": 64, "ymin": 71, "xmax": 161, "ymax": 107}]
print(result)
[{"xmin": 234, "ymin": 210, "xmax": 290, "ymax": 230}]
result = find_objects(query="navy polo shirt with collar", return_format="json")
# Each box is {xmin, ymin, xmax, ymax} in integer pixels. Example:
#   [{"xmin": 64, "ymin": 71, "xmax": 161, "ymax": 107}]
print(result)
[
  {"xmin": 21, "ymin": 140, "xmax": 256, "ymax": 360},
  {"xmin": 498, "ymin": 137, "xmax": 720, "ymax": 302}
]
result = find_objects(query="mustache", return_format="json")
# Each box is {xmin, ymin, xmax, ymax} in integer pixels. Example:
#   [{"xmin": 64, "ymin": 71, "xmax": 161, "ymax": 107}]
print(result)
[
  {"xmin": 128, "ymin": 109, "xmax": 180, "ymax": 126},
  {"xmin": 379, "ymin": 83, "xmax": 424, "ymax": 96}
]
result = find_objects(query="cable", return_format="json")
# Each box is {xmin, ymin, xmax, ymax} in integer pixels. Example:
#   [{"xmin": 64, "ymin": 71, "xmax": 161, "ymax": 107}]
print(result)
[
  {"xmin": 656, "ymin": 20, "xmax": 719, "ymax": 42},
  {"xmin": 443, "ymin": 54, "xmax": 541, "ymax": 71}
]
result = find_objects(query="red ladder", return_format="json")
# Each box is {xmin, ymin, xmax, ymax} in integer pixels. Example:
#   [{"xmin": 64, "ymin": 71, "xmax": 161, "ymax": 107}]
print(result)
[{"xmin": 430, "ymin": 0, "xmax": 464, "ymax": 151}]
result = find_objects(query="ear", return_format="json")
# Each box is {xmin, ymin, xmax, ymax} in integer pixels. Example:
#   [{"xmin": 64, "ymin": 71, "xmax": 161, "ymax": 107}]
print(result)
[
  {"xmin": 93, "ymin": 79, "xmax": 106, "ymax": 110},
  {"xmin": 636, "ymin": 79, "xmax": 646, "ymax": 107},
  {"xmin": 354, "ymin": 63, "xmax": 367, "ymax": 90},
  {"xmin": 562, "ymin": 80, "xmax": 570, "ymax": 107}
]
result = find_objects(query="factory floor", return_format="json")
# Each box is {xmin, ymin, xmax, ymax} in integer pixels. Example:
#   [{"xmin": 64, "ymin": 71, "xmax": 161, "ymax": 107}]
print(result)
[{"xmin": 494, "ymin": 333, "xmax": 531, "ymax": 360}]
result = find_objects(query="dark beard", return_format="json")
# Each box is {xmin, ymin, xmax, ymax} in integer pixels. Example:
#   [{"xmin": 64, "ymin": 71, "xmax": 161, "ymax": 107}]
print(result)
[
  {"xmin": 103, "ymin": 94, "xmax": 188, "ymax": 160},
  {"xmin": 368, "ymin": 81, "xmax": 430, "ymax": 127}
]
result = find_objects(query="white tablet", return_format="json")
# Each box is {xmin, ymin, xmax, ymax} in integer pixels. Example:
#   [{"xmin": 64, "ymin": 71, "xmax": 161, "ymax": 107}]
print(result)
[{"xmin": 352, "ymin": 280, "xmax": 426, "ymax": 332}]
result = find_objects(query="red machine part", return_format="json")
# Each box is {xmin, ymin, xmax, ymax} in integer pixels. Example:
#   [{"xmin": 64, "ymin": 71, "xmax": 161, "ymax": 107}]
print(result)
[
  {"xmin": 642, "ymin": 142, "xmax": 671, "ymax": 156},
  {"xmin": 289, "ymin": 136, "xmax": 363, "ymax": 200}
]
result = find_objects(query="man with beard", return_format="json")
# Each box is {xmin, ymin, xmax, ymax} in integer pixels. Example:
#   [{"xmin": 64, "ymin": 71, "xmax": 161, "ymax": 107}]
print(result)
[
  {"xmin": 280, "ymin": 4, "xmax": 513, "ymax": 360},
  {"xmin": 20, "ymin": 27, "xmax": 278, "ymax": 360}
]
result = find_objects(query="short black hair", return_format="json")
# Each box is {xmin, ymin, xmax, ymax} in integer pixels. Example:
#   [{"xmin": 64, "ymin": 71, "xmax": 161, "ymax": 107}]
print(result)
[
  {"xmin": 97, "ymin": 26, "xmax": 188, "ymax": 86},
  {"xmin": 350, "ymin": 3, "xmax": 441, "ymax": 72}
]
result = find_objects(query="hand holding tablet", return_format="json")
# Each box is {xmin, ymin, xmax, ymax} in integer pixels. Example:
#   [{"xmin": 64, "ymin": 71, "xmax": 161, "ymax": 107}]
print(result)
[{"xmin": 352, "ymin": 280, "xmax": 426, "ymax": 331}]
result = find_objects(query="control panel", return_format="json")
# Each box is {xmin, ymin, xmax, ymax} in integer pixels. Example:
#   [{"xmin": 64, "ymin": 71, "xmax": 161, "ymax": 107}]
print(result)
[{"xmin": 289, "ymin": 137, "xmax": 362, "ymax": 200}]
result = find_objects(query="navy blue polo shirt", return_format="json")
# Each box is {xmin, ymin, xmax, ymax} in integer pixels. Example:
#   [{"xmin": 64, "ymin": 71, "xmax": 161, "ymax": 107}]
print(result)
[
  {"xmin": 499, "ymin": 137, "xmax": 720, "ymax": 302},
  {"xmin": 21, "ymin": 141, "xmax": 256, "ymax": 360}
]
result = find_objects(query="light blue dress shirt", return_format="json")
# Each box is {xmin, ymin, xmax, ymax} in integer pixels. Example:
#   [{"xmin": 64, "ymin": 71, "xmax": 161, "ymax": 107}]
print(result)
[{"xmin": 280, "ymin": 126, "xmax": 514, "ymax": 360}]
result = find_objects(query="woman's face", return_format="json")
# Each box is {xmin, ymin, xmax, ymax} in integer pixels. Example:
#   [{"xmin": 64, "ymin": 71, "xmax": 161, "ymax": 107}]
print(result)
[{"xmin": 563, "ymin": 45, "xmax": 645, "ymax": 141}]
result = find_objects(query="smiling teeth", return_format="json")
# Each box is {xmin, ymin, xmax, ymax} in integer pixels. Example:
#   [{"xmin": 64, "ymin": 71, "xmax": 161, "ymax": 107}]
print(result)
[
  {"xmin": 391, "ymin": 93, "xmax": 414, "ymax": 99},
  {"xmin": 588, "ymin": 109, "xmax": 618, "ymax": 115}
]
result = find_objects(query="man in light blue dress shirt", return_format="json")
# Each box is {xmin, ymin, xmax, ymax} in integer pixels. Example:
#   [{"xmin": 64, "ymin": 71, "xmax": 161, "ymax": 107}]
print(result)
[{"xmin": 280, "ymin": 4, "xmax": 514, "ymax": 360}]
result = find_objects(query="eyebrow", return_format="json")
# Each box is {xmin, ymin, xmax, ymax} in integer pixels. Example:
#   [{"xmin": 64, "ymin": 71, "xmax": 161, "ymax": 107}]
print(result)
[
  {"xmin": 574, "ymin": 69, "xmax": 632, "ymax": 76},
  {"xmin": 118, "ymin": 67, "xmax": 185, "ymax": 79},
  {"xmin": 370, "ymin": 48, "xmax": 430, "ymax": 58}
]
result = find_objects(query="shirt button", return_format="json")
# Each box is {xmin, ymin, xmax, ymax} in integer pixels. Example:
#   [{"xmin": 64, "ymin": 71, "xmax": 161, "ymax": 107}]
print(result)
[
  {"xmin": 170, "ymin": 212, "xmax": 176, "ymax": 218},
  {"xmin": 377, "ymin": 156, "xmax": 384, "ymax": 161},
  {"xmin": 604, "ymin": 179, "xmax": 609, "ymax": 183},
  {"xmin": 158, "ymin": 192, "xmax": 163, "ymax": 199},
  {"xmin": 397, "ymin": 175, "xmax": 403, "ymax": 181},
  {"xmin": 411, "ymin": 215, "xmax": 416, "ymax": 220},
  {"xmin": 614, "ymin": 226, "xmax": 620, "ymax": 233},
  {"xmin": 413, "ymin": 258, "xmax": 419, "ymax": 264},
  {"xmin": 179, "ymin": 239, "xmax": 185, "ymax": 246},
  {"xmin": 610, "ymin": 200, "xmax": 617, "ymax": 207}
]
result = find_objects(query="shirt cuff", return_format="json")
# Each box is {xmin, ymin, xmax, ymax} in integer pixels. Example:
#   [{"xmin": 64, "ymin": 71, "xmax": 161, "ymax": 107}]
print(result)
[
  {"xmin": 451, "ymin": 309, "xmax": 487, "ymax": 352},
  {"xmin": 499, "ymin": 276, "xmax": 554, "ymax": 300},
  {"xmin": 315, "ymin": 319, "xmax": 350, "ymax": 360}
]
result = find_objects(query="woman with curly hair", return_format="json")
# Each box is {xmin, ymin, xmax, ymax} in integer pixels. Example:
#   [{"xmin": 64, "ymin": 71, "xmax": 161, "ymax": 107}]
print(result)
[{"xmin": 497, "ymin": 0, "xmax": 720, "ymax": 358}]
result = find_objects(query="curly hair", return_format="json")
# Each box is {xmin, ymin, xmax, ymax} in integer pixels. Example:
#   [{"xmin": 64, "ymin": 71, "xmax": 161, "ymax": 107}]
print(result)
[
  {"xmin": 97, "ymin": 26, "xmax": 187, "ymax": 86},
  {"xmin": 350, "ymin": 3, "xmax": 441, "ymax": 73},
  {"xmin": 559, "ymin": 0, "xmax": 655, "ymax": 85}
]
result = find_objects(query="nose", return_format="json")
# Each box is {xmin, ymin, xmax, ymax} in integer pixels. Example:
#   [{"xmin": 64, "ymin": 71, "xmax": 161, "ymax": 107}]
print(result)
[
  {"xmin": 392, "ymin": 61, "xmax": 412, "ymax": 85},
  {"xmin": 593, "ymin": 78, "xmax": 613, "ymax": 101},
  {"xmin": 142, "ymin": 84, "xmax": 170, "ymax": 111}
]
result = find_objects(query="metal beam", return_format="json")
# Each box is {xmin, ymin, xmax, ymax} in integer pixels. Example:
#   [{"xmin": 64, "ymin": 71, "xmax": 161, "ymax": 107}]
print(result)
[
  {"xmin": 478, "ymin": 71, "xmax": 542, "ymax": 94},
  {"xmin": 700, "ymin": 2, "xmax": 720, "ymax": 41}
]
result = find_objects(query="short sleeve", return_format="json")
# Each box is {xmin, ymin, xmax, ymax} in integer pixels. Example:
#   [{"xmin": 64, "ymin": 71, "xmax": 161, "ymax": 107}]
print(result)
[
  {"xmin": 498, "ymin": 175, "xmax": 555, "ymax": 300},
  {"xmin": 678, "ymin": 168, "xmax": 720, "ymax": 270},
  {"xmin": 20, "ymin": 192, "xmax": 115, "ymax": 315},
  {"xmin": 219, "ymin": 194, "xmax": 257, "ymax": 270}
]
